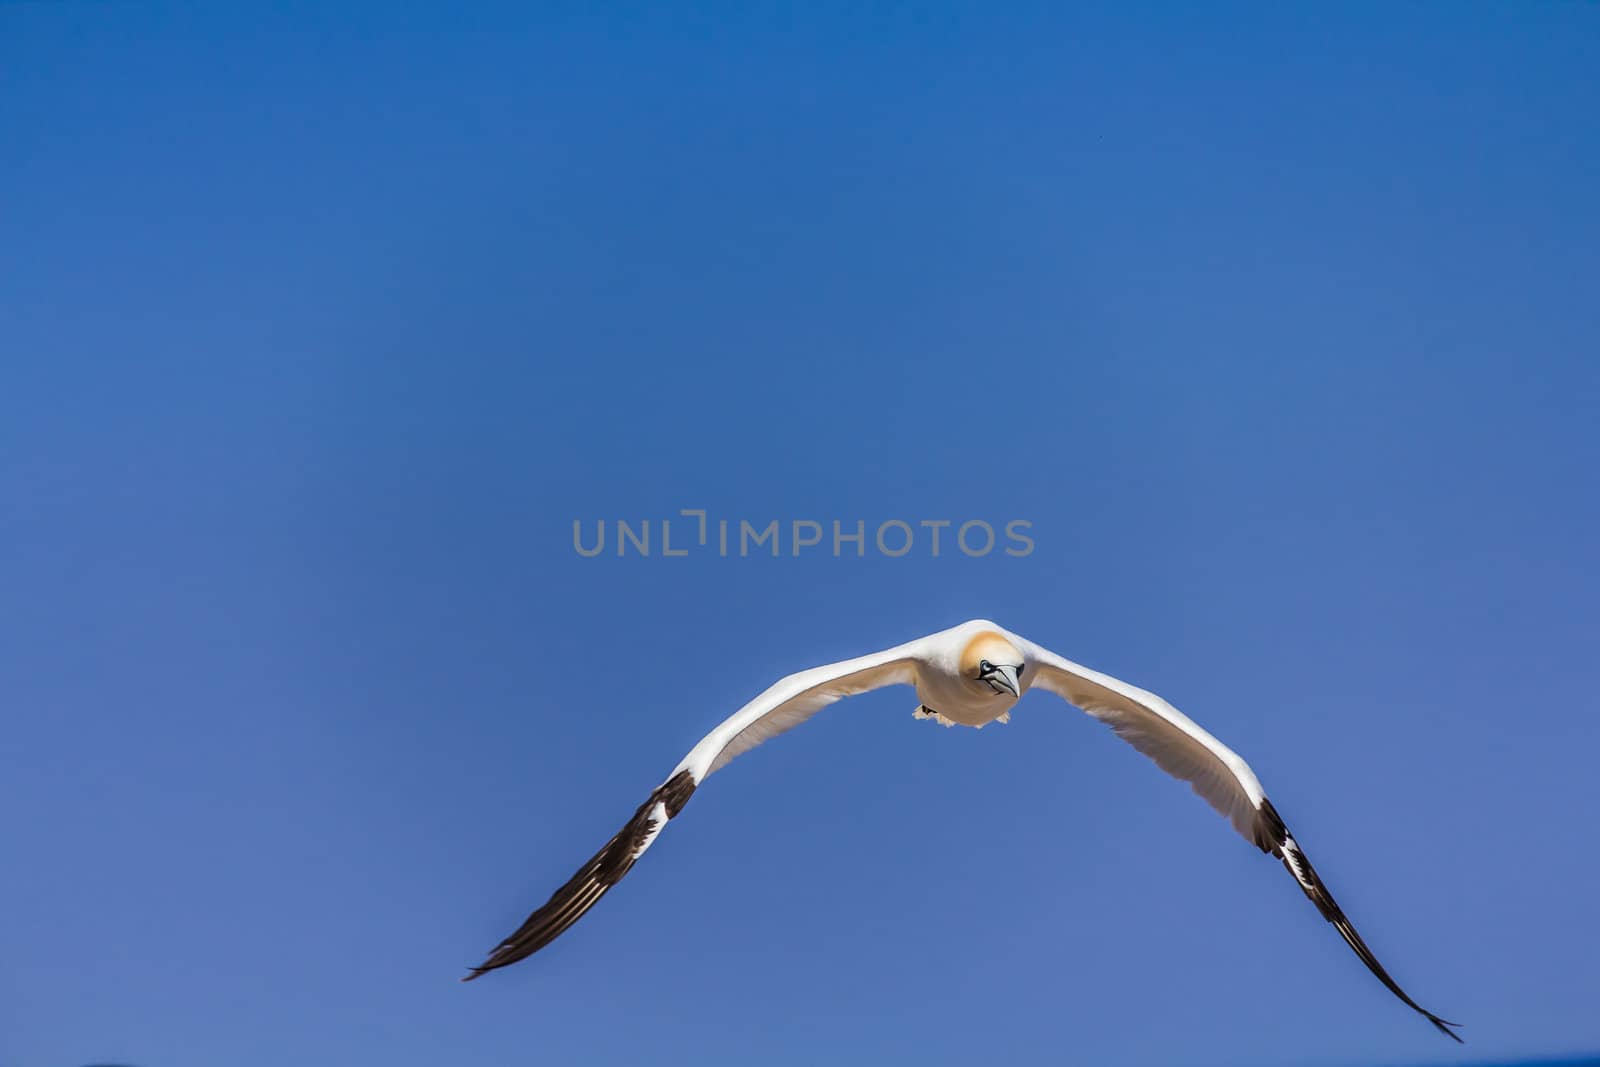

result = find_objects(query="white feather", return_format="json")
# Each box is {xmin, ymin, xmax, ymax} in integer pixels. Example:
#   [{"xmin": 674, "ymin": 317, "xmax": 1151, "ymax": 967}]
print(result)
[{"xmin": 1013, "ymin": 636, "xmax": 1266, "ymax": 846}]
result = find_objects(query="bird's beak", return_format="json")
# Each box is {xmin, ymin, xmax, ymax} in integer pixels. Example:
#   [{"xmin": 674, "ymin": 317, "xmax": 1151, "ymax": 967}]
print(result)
[{"xmin": 992, "ymin": 664, "xmax": 1021, "ymax": 699}]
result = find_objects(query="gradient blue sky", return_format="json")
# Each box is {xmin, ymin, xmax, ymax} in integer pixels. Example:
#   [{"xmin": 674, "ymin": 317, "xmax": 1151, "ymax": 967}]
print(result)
[{"xmin": 4, "ymin": 3, "xmax": 1598, "ymax": 1066}]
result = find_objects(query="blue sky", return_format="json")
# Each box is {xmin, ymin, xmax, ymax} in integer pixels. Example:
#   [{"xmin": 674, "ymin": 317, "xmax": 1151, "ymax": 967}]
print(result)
[{"xmin": 3, "ymin": 3, "xmax": 1598, "ymax": 1065}]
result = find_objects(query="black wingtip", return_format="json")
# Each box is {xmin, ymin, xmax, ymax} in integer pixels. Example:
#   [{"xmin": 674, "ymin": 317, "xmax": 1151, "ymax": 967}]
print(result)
[
  {"xmin": 1254, "ymin": 798, "xmax": 1463, "ymax": 1043},
  {"xmin": 462, "ymin": 770, "xmax": 701, "ymax": 982}
]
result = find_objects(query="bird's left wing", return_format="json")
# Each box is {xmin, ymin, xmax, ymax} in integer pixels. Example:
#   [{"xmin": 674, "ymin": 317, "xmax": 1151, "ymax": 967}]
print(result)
[
  {"xmin": 463, "ymin": 639, "xmax": 921, "ymax": 979},
  {"xmin": 1015, "ymin": 636, "xmax": 1462, "ymax": 1042}
]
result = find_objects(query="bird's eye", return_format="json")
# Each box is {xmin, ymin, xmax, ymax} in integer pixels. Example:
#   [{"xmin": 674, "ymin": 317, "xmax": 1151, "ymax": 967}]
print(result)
[
  {"xmin": 1016, "ymin": 663, "xmax": 1025, "ymax": 677},
  {"xmin": 978, "ymin": 659, "xmax": 994, "ymax": 674}
]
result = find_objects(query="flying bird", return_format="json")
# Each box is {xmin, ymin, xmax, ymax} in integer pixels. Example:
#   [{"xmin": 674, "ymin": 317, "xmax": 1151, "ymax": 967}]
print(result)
[{"xmin": 464, "ymin": 619, "xmax": 1461, "ymax": 1041}]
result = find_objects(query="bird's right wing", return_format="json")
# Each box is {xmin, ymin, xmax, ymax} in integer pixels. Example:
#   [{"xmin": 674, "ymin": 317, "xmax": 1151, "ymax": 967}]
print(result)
[
  {"xmin": 1017, "ymin": 639, "xmax": 1269, "ymax": 845},
  {"xmin": 462, "ymin": 638, "xmax": 922, "ymax": 979},
  {"xmin": 1015, "ymin": 636, "xmax": 1462, "ymax": 1042}
]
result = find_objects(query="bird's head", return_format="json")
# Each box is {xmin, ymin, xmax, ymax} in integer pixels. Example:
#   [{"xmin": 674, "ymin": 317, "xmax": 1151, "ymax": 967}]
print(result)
[{"xmin": 960, "ymin": 630, "xmax": 1025, "ymax": 700}]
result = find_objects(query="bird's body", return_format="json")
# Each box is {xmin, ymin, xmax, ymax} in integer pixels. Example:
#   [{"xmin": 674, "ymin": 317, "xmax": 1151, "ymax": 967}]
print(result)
[
  {"xmin": 465, "ymin": 619, "xmax": 1461, "ymax": 1043},
  {"xmin": 912, "ymin": 623, "xmax": 1027, "ymax": 725}
]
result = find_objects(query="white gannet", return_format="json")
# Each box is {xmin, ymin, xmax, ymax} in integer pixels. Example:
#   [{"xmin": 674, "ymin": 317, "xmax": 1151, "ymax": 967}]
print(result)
[{"xmin": 464, "ymin": 619, "xmax": 1461, "ymax": 1041}]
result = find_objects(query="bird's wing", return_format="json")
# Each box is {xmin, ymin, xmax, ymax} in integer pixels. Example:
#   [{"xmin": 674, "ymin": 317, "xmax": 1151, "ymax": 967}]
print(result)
[
  {"xmin": 463, "ymin": 640, "xmax": 921, "ymax": 979},
  {"xmin": 1016, "ymin": 637, "xmax": 1462, "ymax": 1042}
]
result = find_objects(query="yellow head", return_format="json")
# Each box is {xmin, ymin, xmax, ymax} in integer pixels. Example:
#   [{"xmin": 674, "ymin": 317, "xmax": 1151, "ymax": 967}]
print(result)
[{"xmin": 959, "ymin": 630, "xmax": 1025, "ymax": 699}]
